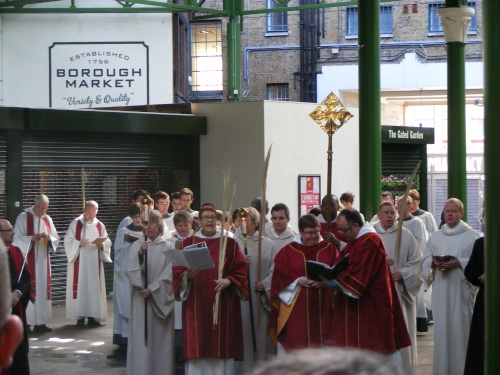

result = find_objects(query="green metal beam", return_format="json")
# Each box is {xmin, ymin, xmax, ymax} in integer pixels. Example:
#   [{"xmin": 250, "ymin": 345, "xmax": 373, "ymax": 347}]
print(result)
[
  {"xmin": 0, "ymin": 0, "xmax": 226, "ymax": 14},
  {"xmin": 0, "ymin": 0, "xmax": 396, "ymax": 14},
  {"xmin": 484, "ymin": 2, "xmax": 500, "ymax": 374},
  {"xmin": 0, "ymin": 107, "xmax": 207, "ymax": 135}
]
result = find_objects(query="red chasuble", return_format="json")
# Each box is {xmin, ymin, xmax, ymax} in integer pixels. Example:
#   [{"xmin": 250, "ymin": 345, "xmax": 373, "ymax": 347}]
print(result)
[
  {"xmin": 320, "ymin": 222, "xmax": 347, "ymax": 243},
  {"xmin": 172, "ymin": 235, "xmax": 248, "ymax": 360},
  {"xmin": 268, "ymin": 240, "xmax": 340, "ymax": 351},
  {"xmin": 334, "ymin": 232, "xmax": 411, "ymax": 354}
]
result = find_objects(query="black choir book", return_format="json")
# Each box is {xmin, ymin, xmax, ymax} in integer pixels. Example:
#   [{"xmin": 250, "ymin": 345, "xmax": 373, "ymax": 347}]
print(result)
[{"xmin": 306, "ymin": 254, "xmax": 350, "ymax": 282}]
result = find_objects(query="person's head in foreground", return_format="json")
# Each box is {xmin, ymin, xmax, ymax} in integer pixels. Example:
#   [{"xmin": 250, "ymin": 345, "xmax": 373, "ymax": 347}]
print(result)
[
  {"xmin": 251, "ymin": 347, "xmax": 416, "ymax": 375},
  {"xmin": 0, "ymin": 241, "xmax": 23, "ymax": 370}
]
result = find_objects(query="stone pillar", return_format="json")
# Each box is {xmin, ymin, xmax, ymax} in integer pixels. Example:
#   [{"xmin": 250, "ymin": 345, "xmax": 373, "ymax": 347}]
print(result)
[{"xmin": 437, "ymin": 5, "xmax": 474, "ymax": 215}]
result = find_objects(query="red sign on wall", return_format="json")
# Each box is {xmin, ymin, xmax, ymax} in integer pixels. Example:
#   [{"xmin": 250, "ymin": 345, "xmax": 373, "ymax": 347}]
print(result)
[{"xmin": 299, "ymin": 175, "xmax": 321, "ymax": 216}]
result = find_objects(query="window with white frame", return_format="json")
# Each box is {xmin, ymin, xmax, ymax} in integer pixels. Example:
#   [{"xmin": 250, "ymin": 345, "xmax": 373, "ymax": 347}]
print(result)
[
  {"xmin": 380, "ymin": 5, "xmax": 393, "ymax": 35},
  {"xmin": 267, "ymin": 0, "xmax": 288, "ymax": 33},
  {"xmin": 428, "ymin": 2, "xmax": 477, "ymax": 33},
  {"xmin": 190, "ymin": 22, "xmax": 223, "ymax": 92},
  {"xmin": 346, "ymin": 5, "xmax": 393, "ymax": 36},
  {"xmin": 267, "ymin": 84, "xmax": 289, "ymax": 101}
]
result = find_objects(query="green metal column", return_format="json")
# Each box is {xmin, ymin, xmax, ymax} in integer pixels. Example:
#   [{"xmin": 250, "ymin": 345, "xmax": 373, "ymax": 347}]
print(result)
[
  {"xmin": 483, "ymin": 1, "xmax": 500, "ymax": 373},
  {"xmin": 441, "ymin": 1, "xmax": 471, "ymax": 214},
  {"xmin": 358, "ymin": 0, "xmax": 381, "ymax": 219},
  {"xmin": 225, "ymin": 0, "xmax": 242, "ymax": 101},
  {"xmin": 446, "ymin": 42, "xmax": 467, "ymax": 208}
]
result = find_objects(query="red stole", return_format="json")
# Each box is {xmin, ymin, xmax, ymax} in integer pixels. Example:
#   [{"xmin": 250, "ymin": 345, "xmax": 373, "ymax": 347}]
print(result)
[
  {"xmin": 26, "ymin": 212, "xmax": 51, "ymax": 300},
  {"xmin": 73, "ymin": 219, "xmax": 102, "ymax": 299}
]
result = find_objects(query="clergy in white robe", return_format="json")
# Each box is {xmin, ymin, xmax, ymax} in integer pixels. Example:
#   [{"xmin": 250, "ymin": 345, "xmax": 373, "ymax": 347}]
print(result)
[
  {"xmin": 126, "ymin": 210, "xmax": 175, "ymax": 375},
  {"xmin": 64, "ymin": 200, "xmax": 112, "ymax": 324},
  {"xmin": 408, "ymin": 188, "xmax": 438, "ymax": 236},
  {"xmin": 422, "ymin": 198, "xmax": 480, "ymax": 375},
  {"xmin": 13, "ymin": 194, "xmax": 60, "ymax": 330},
  {"xmin": 397, "ymin": 197, "xmax": 429, "ymax": 332},
  {"xmin": 264, "ymin": 203, "xmax": 296, "ymax": 252},
  {"xmin": 113, "ymin": 203, "xmax": 144, "ymax": 345},
  {"xmin": 235, "ymin": 207, "xmax": 277, "ymax": 374},
  {"xmin": 375, "ymin": 202, "xmax": 423, "ymax": 368}
]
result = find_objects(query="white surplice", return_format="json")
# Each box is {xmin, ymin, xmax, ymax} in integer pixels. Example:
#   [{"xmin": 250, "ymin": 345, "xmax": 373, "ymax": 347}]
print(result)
[
  {"xmin": 375, "ymin": 222, "xmax": 423, "ymax": 368},
  {"xmin": 113, "ymin": 224, "xmax": 143, "ymax": 343},
  {"xmin": 264, "ymin": 226, "xmax": 296, "ymax": 252},
  {"xmin": 234, "ymin": 231, "xmax": 277, "ymax": 374},
  {"xmin": 126, "ymin": 236, "xmax": 175, "ymax": 375},
  {"xmin": 64, "ymin": 215, "xmax": 112, "ymax": 321},
  {"xmin": 422, "ymin": 220, "xmax": 479, "ymax": 375},
  {"xmin": 13, "ymin": 207, "xmax": 60, "ymax": 325}
]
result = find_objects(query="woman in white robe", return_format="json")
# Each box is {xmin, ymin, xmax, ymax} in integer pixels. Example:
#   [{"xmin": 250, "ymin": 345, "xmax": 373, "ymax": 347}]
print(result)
[{"xmin": 126, "ymin": 210, "xmax": 175, "ymax": 375}]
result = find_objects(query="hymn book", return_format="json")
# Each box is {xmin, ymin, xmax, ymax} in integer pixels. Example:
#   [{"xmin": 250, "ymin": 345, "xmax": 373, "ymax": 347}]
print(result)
[
  {"xmin": 124, "ymin": 232, "xmax": 141, "ymax": 244},
  {"xmin": 166, "ymin": 241, "xmax": 215, "ymax": 270},
  {"xmin": 306, "ymin": 254, "xmax": 350, "ymax": 282},
  {"xmin": 92, "ymin": 236, "xmax": 109, "ymax": 247}
]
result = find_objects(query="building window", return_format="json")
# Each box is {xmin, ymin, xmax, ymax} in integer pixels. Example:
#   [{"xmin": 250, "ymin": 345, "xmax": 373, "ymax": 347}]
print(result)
[
  {"xmin": 190, "ymin": 22, "xmax": 223, "ymax": 92},
  {"xmin": 346, "ymin": 5, "xmax": 393, "ymax": 36},
  {"xmin": 380, "ymin": 5, "xmax": 393, "ymax": 35},
  {"xmin": 346, "ymin": 6, "xmax": 358, "ymax": 36},
  {"xmin": 428, "ymin": 2, "xmax": 477, "ymax": 33},
  {"xmin": 267, "ymin": 0, "xmax": 288, "ymax": 33},
  {"xmin": 267, "ymin": 84, "xmax": 289, "ymax": 101}
]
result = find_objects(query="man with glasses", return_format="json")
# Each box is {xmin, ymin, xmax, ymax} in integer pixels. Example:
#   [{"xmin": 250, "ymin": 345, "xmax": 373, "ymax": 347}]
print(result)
[
  {"xmin": 13, "ymin": 194, "xmax": 59, "ymax": 333},
  {"xmin": 268, "ymin": 214, "xmax": 341, "ymax": 354},
  {"xmin": 332, "ymin": 208, "xmax": 410, "ymax": 364},
  {"xmin": 172, "ymin": 204, "xmax": 248, "ymax": 375}
]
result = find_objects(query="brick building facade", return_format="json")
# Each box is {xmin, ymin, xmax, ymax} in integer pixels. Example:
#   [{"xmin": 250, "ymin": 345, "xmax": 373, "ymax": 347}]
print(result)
[{"xmin": 182, "ymin": 0, "xmax": 482, "ymax": 104}]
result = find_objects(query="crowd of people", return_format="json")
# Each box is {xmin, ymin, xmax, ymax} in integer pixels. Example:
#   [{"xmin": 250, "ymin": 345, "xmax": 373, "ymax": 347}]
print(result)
[{"xmin": 0, "ymin": 188, "xmax": 485, "ymax": 375}]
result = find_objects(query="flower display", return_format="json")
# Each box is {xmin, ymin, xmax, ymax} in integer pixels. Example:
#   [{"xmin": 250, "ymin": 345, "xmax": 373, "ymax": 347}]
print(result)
[{"xmin": 381, "ymin": 174, "xmax": 420, "ymax": 191}]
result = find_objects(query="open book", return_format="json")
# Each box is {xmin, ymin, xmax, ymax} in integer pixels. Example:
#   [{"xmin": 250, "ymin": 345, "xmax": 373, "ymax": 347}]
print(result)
[
  {"xmin": 92, "ymin": 236, "xmax": 108, "ymax": 247},
  {"xmin": 124, "ymin": 232, "xmax": 142, "ymax": 244},
  {"xmin": 306, "ymin": 254, "xmax": 349, "ymax": 282},
  {"xmin": 166, "ymin": 241, "xmax": 215, "ymax": 271}
]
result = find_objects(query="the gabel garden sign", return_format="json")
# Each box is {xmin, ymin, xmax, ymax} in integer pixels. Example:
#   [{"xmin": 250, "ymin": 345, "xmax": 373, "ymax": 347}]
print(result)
[{"xmin": 49, "ymin": 42, "xmax": 149, "ymax": 109}]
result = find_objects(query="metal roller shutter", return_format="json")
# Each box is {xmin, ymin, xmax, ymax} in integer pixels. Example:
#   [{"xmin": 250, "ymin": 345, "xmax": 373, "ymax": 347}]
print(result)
[
  {"xmin": 0, "ymin": 133, "xmax": 7, "ymax": 218},
  {"xmin": 21, "ymin": 131, "xmax": 197, "ymax": 301}
]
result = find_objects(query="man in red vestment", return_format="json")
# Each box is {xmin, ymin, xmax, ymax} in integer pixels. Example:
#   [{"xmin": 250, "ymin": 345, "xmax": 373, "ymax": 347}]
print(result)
[
  {"xmin": 268, "ymin": 214, "xmax": 341, "ymax": 353},
  {"xmin": 0, "ymin": 243, "xmax": 24, "ymax": 374},
  {"xmin": 172, "ymin": 205, "xmax": 248, "ymax": 375},
  {"xmin": 0, "ymin": 219, "xmax": 32, "ymax": 375},
  {"xmin": 332, "ymin": 208, "xmax": 411, "ymax": 361},
  {"xmin": 317, "ymin": 195, "xmax": 347, "ymax": 247}
]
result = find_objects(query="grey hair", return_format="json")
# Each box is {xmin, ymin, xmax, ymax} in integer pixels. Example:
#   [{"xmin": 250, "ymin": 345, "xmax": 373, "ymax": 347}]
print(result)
[
  {"xmin": 34, "ymin": 194, "xmax": 49, "ymax": 205},
  {"xmin": 251, "ymin": 347, "xmax": 415, "ymax": 375},
  {"xmin": 85, "ymin": 200, "xmax": 99, "ymax": 209}
]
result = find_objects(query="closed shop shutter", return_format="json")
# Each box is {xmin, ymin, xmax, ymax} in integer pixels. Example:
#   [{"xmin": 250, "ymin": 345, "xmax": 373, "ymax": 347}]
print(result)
[
  {"xmin": 21, "ymin": 131, "xmax": 197, "ymax": 301},
  {"xmin": 0, "ymin": 133, "xmax": 7, "ymax": 218}
]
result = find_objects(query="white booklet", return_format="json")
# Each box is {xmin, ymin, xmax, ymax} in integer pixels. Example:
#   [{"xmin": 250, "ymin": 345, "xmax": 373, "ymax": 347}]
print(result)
[{"xmin": 166, "ymin": 241, "xmax": 215, "ymax": 270}]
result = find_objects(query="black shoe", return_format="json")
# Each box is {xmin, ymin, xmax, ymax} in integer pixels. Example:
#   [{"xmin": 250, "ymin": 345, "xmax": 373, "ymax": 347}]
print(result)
[
  {"xmin": 416, "ymin": 317, "xmax": 428, "ymax": 332},
  {"xmin": 87, "ymin": 317, "xmax": 101, "ymax": 327},
  {"xmin": 76, "ymin": 318, "xmax": 85, "ymax": 327},
  {"xmin": 34, "ymin": 324, "xmax": 52, "ymax": 333}
]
